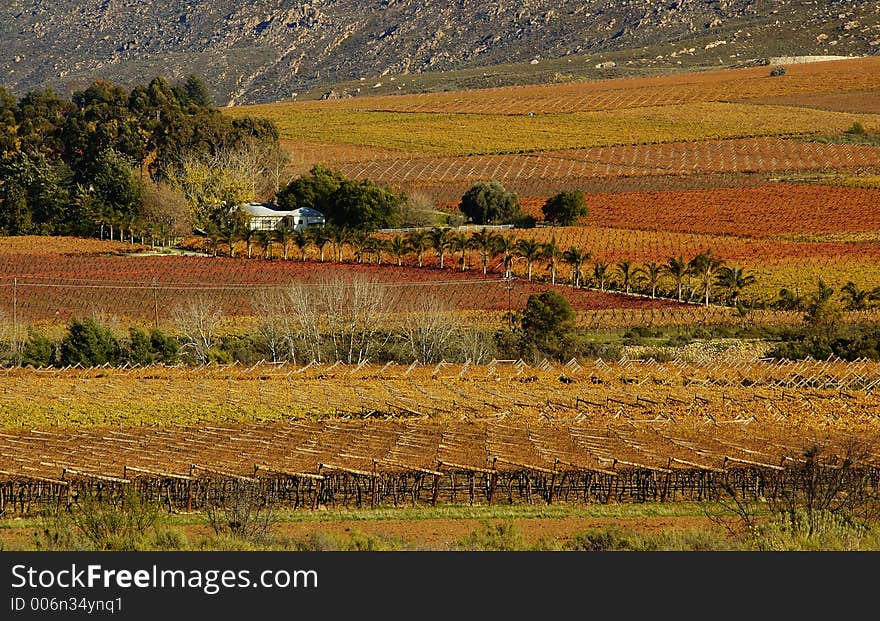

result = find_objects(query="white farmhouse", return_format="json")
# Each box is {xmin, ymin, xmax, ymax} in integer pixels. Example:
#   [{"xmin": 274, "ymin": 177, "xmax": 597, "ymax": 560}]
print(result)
[{"xmin": 235, "ymin": 203, "xmax": 325, "ymax": 232}]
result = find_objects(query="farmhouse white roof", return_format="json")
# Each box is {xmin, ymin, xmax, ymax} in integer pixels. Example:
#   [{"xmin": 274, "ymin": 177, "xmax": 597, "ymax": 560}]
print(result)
[{"xmin": 236, "ymin": 202, "xmax": 296, "ymax": 217}]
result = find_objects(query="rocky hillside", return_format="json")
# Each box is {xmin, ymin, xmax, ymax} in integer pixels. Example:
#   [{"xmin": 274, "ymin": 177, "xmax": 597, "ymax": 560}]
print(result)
[{"xmin": 2, "ymin": 0, "xmax": 878, "ymax": 104}]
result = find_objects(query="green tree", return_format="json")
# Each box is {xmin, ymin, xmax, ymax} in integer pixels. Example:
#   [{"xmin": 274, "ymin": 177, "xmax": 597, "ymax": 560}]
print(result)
[
  {"xmin": 459, "ymin": 181, "xmax": 521, "ymax": 225},
  {"xmin": 470, "ymin": 229, "xmax": 501, "ymax": 275},
  {"xmin": 635, "ymin": 262, "xmax": 664, "ymax": 299},
  {"xmin": 564, "ymin": 247, "xmax": 591, "ymax": 287},
  {"xmin": 664, "ymin": 255, "xmax": 689, "ymax": 302},
  {"xmin": 616, "ymin": 260, "xmax": 634, "ymax": 294},
  {"xmin": 407, "ymin": 230, "xmax": 431, "ymax": 268},
  {"xmin": 688, "ymin": 250, "xmax": 725, "ymax": 306},
  {"xmin": 21, "ymin": 330, "xmax": 55, "ymax": 367},
  {"xmin": 60, "ymin": 318, "xmax": 121, "ymax": 366},
  {"xmin": 541, "ymin": 190, "xmax": 587, "ymax": 225},
  {"xmin": 840, "ymin": 281, "xmax": 870, "ymax": 311},
  {"xmin": 325, "ymin": 179, "xmax": 404, "ymax": 231},
  {"xmin": 429, "ymin": 227, "xmax": 453, "ymax": 269},
  {"xmin": 541, "ymin": 236, "xmax": 562, "ymax": 285},
  {"xmin": 515, "ymin": 238, "xmax": 542, "ymax": 281},
  {"xmin": 184, "ymin": 75, "xmax": 214, "ymax": 107},
  {"xmin": 276, "ymin": 165, "xmax": 345, "ymax": 213},
  {"xmin": 520, "ymin": 291, "xmax": 577, "ymax": 360},
  {"xmin": 715, "ymin": 264, "xmax": 756, "ymax": 306}
]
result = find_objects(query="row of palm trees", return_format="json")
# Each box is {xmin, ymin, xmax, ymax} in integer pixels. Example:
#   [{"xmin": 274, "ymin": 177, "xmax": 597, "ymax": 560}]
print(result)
[{"xmin": 202, "ymin": 225, "xmax": 757, "ymax": 307}]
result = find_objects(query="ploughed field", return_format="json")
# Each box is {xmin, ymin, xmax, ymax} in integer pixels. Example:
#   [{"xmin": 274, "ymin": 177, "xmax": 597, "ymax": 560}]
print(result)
[{"xmin": 1, "ymin": 361, "xmax": 878, "ymax": 514}]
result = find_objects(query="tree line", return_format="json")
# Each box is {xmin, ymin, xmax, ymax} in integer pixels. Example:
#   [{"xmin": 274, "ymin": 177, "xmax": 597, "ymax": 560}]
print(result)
[{"xmin": 0, "ymin": 76, "xmax": 280, "ymax": 240}]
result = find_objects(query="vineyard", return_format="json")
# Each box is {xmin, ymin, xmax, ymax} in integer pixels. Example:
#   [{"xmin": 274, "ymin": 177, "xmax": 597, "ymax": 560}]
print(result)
[
  {"xmin": 515, "ymin": 184, "xmax": 880, "ymax": 238},
  {"xmin": 2, "ymin": 233, "xmax": 880, "ymax": 325},
  {"xmin": 1, "ymin": 360, "xmax": 878, "ymax": 514}
]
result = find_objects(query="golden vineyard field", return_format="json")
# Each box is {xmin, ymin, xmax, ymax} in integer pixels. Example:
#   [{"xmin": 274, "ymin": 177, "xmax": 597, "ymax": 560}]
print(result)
[{"xmin": 1, "ymin": 360, "xmax": 878, "ymax": 430}]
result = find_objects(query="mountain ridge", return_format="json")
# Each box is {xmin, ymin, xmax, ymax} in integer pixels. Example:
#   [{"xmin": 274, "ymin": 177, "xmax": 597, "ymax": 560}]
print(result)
[{"xmin": 1, "ymin": 0, "xmax": 878, "ymax": 104}]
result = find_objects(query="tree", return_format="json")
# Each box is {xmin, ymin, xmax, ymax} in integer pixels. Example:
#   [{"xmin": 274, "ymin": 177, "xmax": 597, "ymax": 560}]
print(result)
[
  {"xmin": 276, "ymin": 165, "xmax": 344, "ymax": 213},
  {"xmin": 388, "ymin": 235, "xmax": 410, "ymax": 267},
  {"xmin": 407, "ymin": 231, "xmax": 430, "ymax": 268},
  {"xmin": 470, "ymin": 229, "xmax": 500, "ymax": 275},
  {"xmin": 137, "ymin": 178, "xmax": 191, "ymax": 245},
  {"xmin": 841, "ymin": 281, "xmax": 870, "ymax": 311},
  {"xmin": 450, "ymin": 233, "xmax": 470, "ymax": 271},
  {"xmin": 592, "ymin": 261, "xmax": 610, "ymax": 292},
  {"xmin": 21, "ymin": 330, "xmax": 55, "ymax": 367},
  {"xmin": 275, "ymin": 224, "xmax": 294, "ymax": 260},
  {"xmin": 664, "ymin": 255, "xmax": 688, "ymax": 302},
  {"xmin": 400, "ymin": 191, "xmax": 440, "ymax": 227},
  {"xmin": 184, "ymin": 75, "xmax": 214, "ymax": 107},
  {"xmin": 635, "ymin": 262, "xmax": 664, "ymax": 299},
  {"xmin": 542, "ymin": 190, "xmax": 587, "ymax": 225},
  {"xmin": 59, "ymin": 318, "xmax": 121, "ymax": 366},
  {"xmin": 324, "ymin": 179, "xmax": 404, "ymax": 231},
  {"xmin": 563, "ymin": 248, "xmax": 591, "ymax": 287},
  {"xmin": 520, "ymin": 291, "xmax": 577, "ymax": 360},
  {"xmin": 515, "ymin": 238, "xmax": 542, "ymax": 281},
  {"xmin": 541, "ymin": 236, "xmax": 562, "ymax": 285},
  {"xmin": 429, "ymin": 227, "xmax": 453, "ymax": 269},
  {"xmin": 459, "ymin": 181, "xmax": 521, "ymax": 225},
  {"xmin": 494, "ymin": 235, "xmax": 517, "ymax": 279},
  {"xmin": 172, "ymin": 295, "xmax": 225, "ymax": 364},
  {"xmin": 400, "ymin": 295, "xmax": 458, "ymax": 363},
  {"xmin": 716, "ymin": 265, "xmax": 757, "ymax": 306},
  {"xmin": 616, "ymin": 260, "xmax": 634, "ymax": 294},
  {"xmin": 689, "ymin": 250, "xmax": 725, "ymax": 306}
]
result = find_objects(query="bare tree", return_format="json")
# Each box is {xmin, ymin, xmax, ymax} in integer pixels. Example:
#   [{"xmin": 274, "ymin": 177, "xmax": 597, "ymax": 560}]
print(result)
[
  {"xmin": 400, "ymin": 295, "xmax": 458, "ymax": 363},
  {"xmin": 318, "ymin": 275, "xmax": 391, "ymax": 364},
  {"xmin": 283, "ymin": 283, "xmax": 324, "ymax": 363},
  {"xmin": 251, "ymin": 289, "xmax": 291, "ymax": 363},
  {"xmin": 172, "ymin": 294, "xmax": 224, "ymax": 364}
]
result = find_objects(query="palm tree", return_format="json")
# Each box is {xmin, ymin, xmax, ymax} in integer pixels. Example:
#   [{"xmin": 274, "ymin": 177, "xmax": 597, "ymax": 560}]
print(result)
[
  {"xmin": 515, "ymin": 238, "xmax": 541, "ymax": 282},
  {"xmin": 243, "ymin": 227, "xmax": 258, "ymax": 259},
  {"xmin": 275, "ymin": 224, "xmax": 294, "ymax": 260},
  {"xmin": 541, "ymin": 236, "xmax": 562, "ymax": 285},
  {"xmin": 715, "ymin": 264, "xmax": 756, "ymax": 306},
  {"xmin": 292, "ymin": 230, "xmax": 310, "ymax": 262},
  {"xmin": 258, "ymin": 229, "xmax": 273, "ymax": 259},
  {"xmin": 635, "ymin": 262, "xmax": 663, "ymax": 299},
  {"xmin": 351, "ymin": 231, "xmax": 370, "ymax": 263},
  {"xmin": 330, "ymin": 227, "xmax": 352, "ymax": 263},
  {"xmin": 388, "ymin": 235, "xmax": 410, "ymax": 266},
  {"xmin": 408, "ymin": 231, "xmax": 430, "ymax": 268},
  {"xmin": 664, "ymin": 255, "xmax": 688, "ymax": 302},
  {"xmin": 494, "ymin": 235, "xmax": 517, "ymax": 279},
  {"xmin": 450, "ymin": 233, "xmax": 470, "ymax": 271},
  {"xmin": 371, "ymin": 237, "xmax": 388, "ymax": 265},
  {"xmin": 689, "ymin": 249, "xmax": 725, "ymax": 306},
  {"xmin": 470, "ymin": 229, "xmax": 500, "ymax": 275},
  {"xmin": 592, "ymin": 260, "xmax": 610, "ymax": 291},
  {"xmin": 205, "ymin": 223, "xmax": 221, "ymax": 257},
  {"xmin": 429, "ymin": 227, "xmax": 453, "ymax": 269},
  {"xmin": 313, "ymin": 227, "xmax": 331, "ymax": 263},
  {"xmin": 616, "ymin": 260, "xmax": 634, "ymax": 294},
  {"xmin": 563, "ymin": 247, "xmax": 590, "ymax": 287},
  {"xmin": 841, "ymin": 281, "xmax": 870, "ymax": 311}
]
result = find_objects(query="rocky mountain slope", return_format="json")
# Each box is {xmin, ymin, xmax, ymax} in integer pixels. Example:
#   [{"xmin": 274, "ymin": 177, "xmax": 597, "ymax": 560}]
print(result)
[{"xmin": 1, "ymin": 0, "xmax": 878, "ymax": 104}]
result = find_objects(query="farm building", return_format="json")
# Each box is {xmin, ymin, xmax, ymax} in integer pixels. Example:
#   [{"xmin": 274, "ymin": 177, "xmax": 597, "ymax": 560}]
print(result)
[{"xmin": 235, "ymin": 203, "xmax": 325, "ymax": 232}]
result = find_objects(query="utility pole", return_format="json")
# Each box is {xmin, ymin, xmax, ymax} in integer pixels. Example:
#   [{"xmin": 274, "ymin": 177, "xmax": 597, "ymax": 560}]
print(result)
[{"xmin": 504, "ymin": 275, "xmax": 516, "ymax": 328}]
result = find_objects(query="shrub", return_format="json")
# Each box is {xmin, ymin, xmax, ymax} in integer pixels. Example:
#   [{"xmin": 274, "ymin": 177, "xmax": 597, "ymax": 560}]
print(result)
[
  {"xmin": 60, "ymin": 318, "xmax": 121, "ymax": 366},
  {"xmin": 21, "ymin": 329, "xmax": 54, "ymax": 367},
  {"xmin": 770, "ymin": 66, "xmax": 786, "ymax": 77}
]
